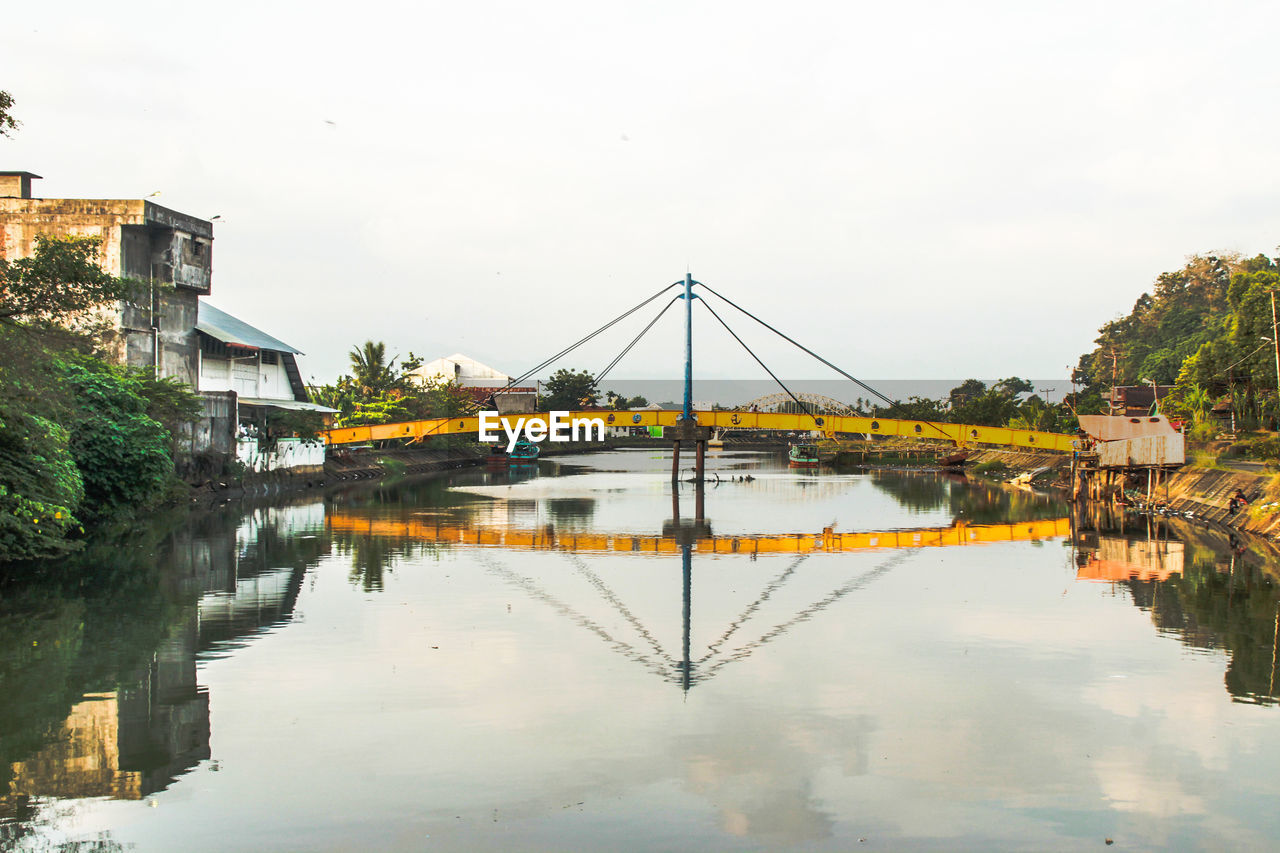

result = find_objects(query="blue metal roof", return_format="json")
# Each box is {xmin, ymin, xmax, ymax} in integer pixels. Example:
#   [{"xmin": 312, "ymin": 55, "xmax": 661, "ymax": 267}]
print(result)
[{"xmin": 196, "ymin": 302, "xmax": 302, "ymax": 355}]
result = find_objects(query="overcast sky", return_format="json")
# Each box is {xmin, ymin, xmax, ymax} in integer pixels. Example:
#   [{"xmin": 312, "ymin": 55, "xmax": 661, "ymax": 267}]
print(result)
[{"xmin": 5, "ymin": 1, "xmax": 1280, "ymax": 388}]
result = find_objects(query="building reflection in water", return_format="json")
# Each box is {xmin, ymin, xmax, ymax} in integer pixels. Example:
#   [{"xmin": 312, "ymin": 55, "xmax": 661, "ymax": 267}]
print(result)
[
  {"xmin": 1, "ymin": 500, "xmax": 324, "ymax": 822},
  {"xmin": 1073, "ymin": 504, "xmax": 1280, "ymax": 705}
]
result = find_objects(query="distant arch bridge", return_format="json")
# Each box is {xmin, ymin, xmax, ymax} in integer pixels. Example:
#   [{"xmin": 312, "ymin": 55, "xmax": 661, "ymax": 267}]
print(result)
[{"xmin": 740, "ymin": 393, "xmax": 859, "ymax": 418}]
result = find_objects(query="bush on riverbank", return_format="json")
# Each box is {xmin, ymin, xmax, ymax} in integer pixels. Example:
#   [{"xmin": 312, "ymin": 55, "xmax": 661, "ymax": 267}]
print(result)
[{"xmin": 0, "ymin": 331, "xmax": 197, "ymax": 562}]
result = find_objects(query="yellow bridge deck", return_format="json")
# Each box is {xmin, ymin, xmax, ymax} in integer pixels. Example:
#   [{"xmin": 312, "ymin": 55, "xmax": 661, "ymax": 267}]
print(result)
[{"xmin": 323, "ymin": 409, "xmax": 1075, "ymax": 452}]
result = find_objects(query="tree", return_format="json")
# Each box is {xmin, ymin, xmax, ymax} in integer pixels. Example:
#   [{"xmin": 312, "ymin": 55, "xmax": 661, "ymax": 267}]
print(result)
[
  {"xmin": 0, "ymin": 89, "xmax": 17, "ymax": 138},
  {"xmin": 948, "ymin": 379, "xmax": 987, "ymax": 408},
  {"xmin": 889, "ymin": 396, "xmax": 947, "ymax": 421},
  {"xmin": 57, "ymin": 355, "xmax": 176, "ymax": 520},
  {"xmin": 0, "ymin": 235, "xmax": 134, "ymax": 329},
  {"xmin": 542, "ymin": 369, "xmax": 597, "ymax": 410},
  {"xmin": 348, "ymin": 341, "xmax": 398, "ymax": 397}
]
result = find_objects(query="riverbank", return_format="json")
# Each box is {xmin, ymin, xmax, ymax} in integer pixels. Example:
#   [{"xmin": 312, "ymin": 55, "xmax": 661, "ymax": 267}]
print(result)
[{"xmin": 186, "ymin": 438, "xmax": 685, "ymax": 503}]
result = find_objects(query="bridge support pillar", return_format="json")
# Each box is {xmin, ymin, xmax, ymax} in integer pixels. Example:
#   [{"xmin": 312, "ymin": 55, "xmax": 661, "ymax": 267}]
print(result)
[{"xmin": 670, "ymin": 418, "xmax": 713, "ymax": 485}]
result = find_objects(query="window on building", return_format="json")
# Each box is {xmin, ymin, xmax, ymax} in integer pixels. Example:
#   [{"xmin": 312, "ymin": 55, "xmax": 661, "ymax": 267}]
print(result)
[
  {"xmin": 261, "ymin": 351, "xmax": 279, "ymax": 365},
  {"xmin": 199, "ymin": 335, "xmax": 230, "ymax": 359}
]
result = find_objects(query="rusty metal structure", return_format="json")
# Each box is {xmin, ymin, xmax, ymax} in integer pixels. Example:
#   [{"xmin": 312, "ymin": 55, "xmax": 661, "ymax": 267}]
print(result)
[{"xmin": 1072, "ymin": 414, "xmax": 1186, "ymax": 503}]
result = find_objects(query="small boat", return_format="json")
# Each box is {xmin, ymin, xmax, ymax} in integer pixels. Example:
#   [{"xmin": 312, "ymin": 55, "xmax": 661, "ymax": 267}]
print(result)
[
  {"xmin": 486, "ymin": 444, "xmax": 509, "ymax": 468},
  {"xmin": 788, "ymin": 443, "xmax": 819, "ymax": 468},
  {"xmin": 708, "ymin": 428, "xmax": 724, "ymax": 450},
  {"xmin": 508, "ymin": 439, "xmax": 540, "ymax": 465},
  {"xmin": 937, "ymin": 449, "xmax": 970, "ymax": 467}
]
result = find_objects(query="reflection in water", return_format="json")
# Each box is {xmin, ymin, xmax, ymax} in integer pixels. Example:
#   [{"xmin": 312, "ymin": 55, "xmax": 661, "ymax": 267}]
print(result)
[
  {"xmin": 1074, "ymin": 506, "xmax": 1280, "ymax": 705},
  {"xmin": 0, "ymin": 500, "xmax": 325, "ymax": 841},
  {"xmin": 5, "ymin": 452, "xmax": 1280, "ymax": 850}
]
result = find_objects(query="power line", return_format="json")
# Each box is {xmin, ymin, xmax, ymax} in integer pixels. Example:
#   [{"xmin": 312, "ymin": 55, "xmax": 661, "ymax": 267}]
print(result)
[
  {"xmin": 497, "ymin": 281, "xmax": 683, "ymax": 393},
  {"xmin": 697, "ymin": 298, "xmax": 819, "ymax": 426},
  {"xmin": 596, "ymin": 294, "xmax": 681, "ymax": 386},
  {"xmin": 694, "ymin": 281, "xmax": 953, "ymax": 441}
]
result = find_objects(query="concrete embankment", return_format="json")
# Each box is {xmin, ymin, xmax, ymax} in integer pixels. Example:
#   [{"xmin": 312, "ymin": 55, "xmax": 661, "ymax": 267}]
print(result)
[
  {"xmin": 1158, "ymin": 467, "xmax": 1280, "ymax": 537},
  {"xmin": 964, "ymin": 448, "xmax": 1071, "ymax": 479}
]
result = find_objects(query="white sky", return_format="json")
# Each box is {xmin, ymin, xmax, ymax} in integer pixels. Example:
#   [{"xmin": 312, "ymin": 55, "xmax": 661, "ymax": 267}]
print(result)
[{"xmin": 5, "ymin": 0, "xmax": 1280, "ymax": 386}]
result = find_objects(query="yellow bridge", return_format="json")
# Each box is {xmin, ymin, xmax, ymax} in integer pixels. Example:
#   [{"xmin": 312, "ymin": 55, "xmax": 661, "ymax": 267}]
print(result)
[
  {"xmin": 324, "ymin": 409, "xmax": 1076, "ymax": 452},
  {"xmin": 326, "ymin": 513, "xmax": 1071, "ymax": 555}
]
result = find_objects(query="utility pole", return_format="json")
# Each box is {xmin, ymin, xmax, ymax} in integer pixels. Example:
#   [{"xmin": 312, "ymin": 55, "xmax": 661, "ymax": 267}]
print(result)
[
  {"xmin": 1270, "ymin": 290, "xmax": 1280, "ymax": 401},
  {"xmin": 1107, "ymin": 346, "xmax": 1123, "ymax": 414}
]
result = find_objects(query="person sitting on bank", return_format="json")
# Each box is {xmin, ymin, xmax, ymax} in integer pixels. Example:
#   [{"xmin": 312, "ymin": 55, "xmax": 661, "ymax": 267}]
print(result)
[{"xmin": 1227, "ymin": 488, "xmax": 1249, "ymax": 517}]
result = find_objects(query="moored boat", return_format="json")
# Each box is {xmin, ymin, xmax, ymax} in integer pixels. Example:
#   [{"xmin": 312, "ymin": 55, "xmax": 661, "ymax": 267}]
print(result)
[
  {"xmin": 788, "ymin": 443, "xmax": 819, "ymax": 468},
  {"xmin": 508, "ymin": 439, "xmax": 540, "ymax": 465},
  {"xmin": 937, "ymin": 449, "xmax": 970, "ymax": 467}
]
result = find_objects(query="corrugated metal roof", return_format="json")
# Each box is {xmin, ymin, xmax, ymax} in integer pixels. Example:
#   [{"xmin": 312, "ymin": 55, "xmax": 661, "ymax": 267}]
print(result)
[
  {"xmin": 196, "ymin": 302, "xmax": 302, "ymax": 354},
  {"xmin": 238, "ymin": 397, "xmax": 338, "ymax": 413},
  {"xmin": 1077, "ymin": 414, "xmax": 1178, "ymax": 441}
]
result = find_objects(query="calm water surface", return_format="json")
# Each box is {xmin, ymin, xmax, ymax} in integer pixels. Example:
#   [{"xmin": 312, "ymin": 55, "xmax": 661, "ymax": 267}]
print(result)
[{"xmin": 2, "ymin": 449, "xmax": 1279, "ymax": 851}]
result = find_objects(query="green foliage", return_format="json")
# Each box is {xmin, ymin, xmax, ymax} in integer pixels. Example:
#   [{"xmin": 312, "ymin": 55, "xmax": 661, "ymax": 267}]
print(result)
[
  {"xmin": 135, "ymin": 373, "xmax": 202, "ymax": 448},
  {"xmin": 402, "ymin": 376, "xmax": 474, "ymax": 420},
  {"xmin": 1223, "ymin": 433, "xmax": 1280, "ymax": 461},
  {"xmin": 604, "ymin": 390, "xmax": 648, "ymax": 409},
  {"xmin": 311, "ymin": 344, "xmax": 475, "ymax": 435},
  {"xmin": 0, "ymin": 414, "xmax": 84, "ymax": 561},
  {"xmin": 340, "ymin": 390, "xmax": 413, "ymax": 427},
  {"xmin": 870, "ymin": 379, "xmax": 1073, "ymax": 432},
  {"xmin": 1071, "ymin": 250, "xmax": 1280, "ymax": 428},
  {"xmin": 887, "ymin": 396, "xmax": 947, "ymax": 421},
  {"xmin": 1188, "ymin": 422, "xmax": 1217, "ymax": 442},
  {"xmin": 542, "ymin": 368, "xmax": 598, "ymax": 410},
  {"xmin": 0, "ymin": 89, "xmax": 17, "ymax": 137},
  {"xmin": 0, "ymin": 235, "xmax": 136, "ymax": 328},
  {"xmin": 348, "ymin": 340, "xmax": 398, "ymax": 397},
  {"xmin": 56, "ymin": 355, "xmax": 174, "ymax": 520},
  {"xmin": 0, "ymin": 237, "xmax": 187, "ymax": 561}
]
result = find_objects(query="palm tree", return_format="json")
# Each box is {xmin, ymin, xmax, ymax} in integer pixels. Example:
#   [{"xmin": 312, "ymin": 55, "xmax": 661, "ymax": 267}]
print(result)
[
  {"xmin": 348, "ymin": 341, "xmax": 398, "ymax": 397},
  {"xmin": 1184, "ymin": 384, "xmax": 1211, "ymax": 427}
]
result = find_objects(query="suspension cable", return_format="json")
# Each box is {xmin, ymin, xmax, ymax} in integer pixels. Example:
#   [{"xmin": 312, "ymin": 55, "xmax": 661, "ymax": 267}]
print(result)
[
  {"xmin": 495, "ymin": 281, "xmax": 683, "ymax": 394},
  {"xmin": 694, "ymin": 282, "xmax": 953, "ymax": 440},
  {"xmin": 698, "ymin": 298, "xmax": 820, "ymax": 427},
  {"xmin": 597, "ymin": 294, "xmax": 681, "ymax": 386}
]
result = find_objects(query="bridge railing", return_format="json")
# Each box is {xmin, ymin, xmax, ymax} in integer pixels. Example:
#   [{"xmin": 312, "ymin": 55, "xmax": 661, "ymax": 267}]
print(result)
[{"xmin": 322, "ymin": 409, "xmax": 1075, "ymax": 453}]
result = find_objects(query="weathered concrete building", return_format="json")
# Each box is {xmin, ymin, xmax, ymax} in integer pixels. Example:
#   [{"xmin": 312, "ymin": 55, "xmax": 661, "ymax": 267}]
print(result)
[
  {"xmin": 1, "ymin": 172, "xmax": 330, "ymax": 474},
  {"xmin": 0, "ymin": 171, "xmax": 213, "ymax": 385}
]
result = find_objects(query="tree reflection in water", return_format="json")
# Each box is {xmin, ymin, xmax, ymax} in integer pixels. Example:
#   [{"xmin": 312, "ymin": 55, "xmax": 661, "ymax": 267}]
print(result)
[
  {"xmin": 1075, "ymin": 507, "xmax": 1280, "ymax": 705},
  {"xmin": 0, "ymin": 498, "xmax": 327, "ymax": 843}
]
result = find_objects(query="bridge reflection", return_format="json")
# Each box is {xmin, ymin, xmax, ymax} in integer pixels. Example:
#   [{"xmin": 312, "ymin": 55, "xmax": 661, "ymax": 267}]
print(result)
[
  {"xmin": 325, "ymin": 512, "xmax": 1072, "ymax": 555},
  {"xmin": 325, "ymin": 503, "xmax": 1070, "ymax": 693}
]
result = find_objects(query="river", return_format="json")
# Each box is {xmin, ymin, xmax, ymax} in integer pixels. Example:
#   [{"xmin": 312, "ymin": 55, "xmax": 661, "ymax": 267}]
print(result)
[{"xmin": 2, "ymin": 448, "xmax": 1279, "ymax": 851}]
